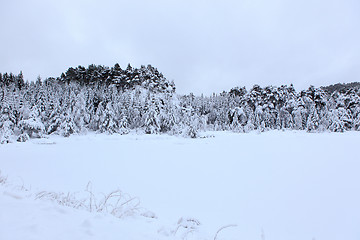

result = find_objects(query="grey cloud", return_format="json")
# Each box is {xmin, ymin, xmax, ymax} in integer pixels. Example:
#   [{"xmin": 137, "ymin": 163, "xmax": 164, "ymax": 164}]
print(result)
[{"xmin": 1, "ymin": 0, "xmax": 359, "ymax": 95}]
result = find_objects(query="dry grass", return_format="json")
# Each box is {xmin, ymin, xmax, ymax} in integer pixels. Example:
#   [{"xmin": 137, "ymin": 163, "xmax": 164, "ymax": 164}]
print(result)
[
  {"xmin": 35, "ymin": 182, "xmax": 141, "ymax": 218},
  {"xmin": 1, "ymin": 170, "xmax": 142, "ymax": 219},
  {"xmin": 213, "ymin": 224, "xmax": 238, "ymax": 240},
  {"xmin": 0, "ymin": 171, "xmax": 7, "ymax": 185}
]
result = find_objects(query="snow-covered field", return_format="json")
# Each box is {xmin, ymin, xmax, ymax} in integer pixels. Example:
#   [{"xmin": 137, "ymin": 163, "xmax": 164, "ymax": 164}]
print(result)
[{"xmin": 1, "ymin": 131, "xmax": 360, "ymax": 240}]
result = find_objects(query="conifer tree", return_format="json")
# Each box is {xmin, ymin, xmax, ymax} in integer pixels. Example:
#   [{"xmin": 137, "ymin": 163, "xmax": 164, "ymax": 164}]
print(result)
[{"xmin": 306, "ymin": 105, "xmax": 320, "ymax": 132}]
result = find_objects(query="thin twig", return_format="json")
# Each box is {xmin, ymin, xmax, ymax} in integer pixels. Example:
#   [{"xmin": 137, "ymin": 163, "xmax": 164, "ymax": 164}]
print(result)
[{"xmin": 213, "ymin": 224, "xmax": 238, "ymax": 240}]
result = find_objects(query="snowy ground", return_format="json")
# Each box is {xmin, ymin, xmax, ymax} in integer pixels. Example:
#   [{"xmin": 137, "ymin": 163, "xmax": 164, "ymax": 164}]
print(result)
[{"xmin": 1, "ymin": 131, "xmax": 360, "ymax": 240}]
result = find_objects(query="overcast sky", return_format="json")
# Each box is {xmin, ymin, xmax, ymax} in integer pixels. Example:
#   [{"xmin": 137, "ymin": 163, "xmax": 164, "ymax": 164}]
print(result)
[{"xmin": 1, "ymin": 0, "xmax": 360, "ymax": 94}]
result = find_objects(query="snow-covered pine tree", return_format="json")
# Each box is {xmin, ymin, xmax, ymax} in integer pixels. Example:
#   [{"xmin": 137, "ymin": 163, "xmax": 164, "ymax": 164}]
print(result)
[
  {"xmin": 0, "ymin": 106, "xmax": 15, "ymax": 143},
  {"xmin": 328, "ymin": 109, "xmax": 345, "ymax": 132},
  {"xmin": 279, "ymin": 107, "xmax": 293, "ymax": 129},
  {"xmin": 306, "ymin": 105, "xmax": 320, "ymax": 132},
  {"xmin": 262, "ymin": 106, "xmax": 275, "ymax": 130},
  {"xmin": 254, "ymin": 105, "xmax": 265, "ymax": 132},
  {"xmin": 244, "ymin": 105, "xmax": 255, "ymax": 133},
  {"xmin": 184, "ymin": 112, "xmax": 200, "ymax": 138},
  {"xmin": 101, "ymin": 102, "xmax": 119, "ymax": 134},
  {"xmin": 143, "ymin": 95, "xmax": 161, "ymax": 134},
  {"xmin": 293, "ymin": 106, "xmax": 304, "ymax": 130},
  {"xmin": 159, "ymin": 95, "xmax": 178, "ymax": 134},
  {"xmin": 229, "ymin": 107, "xmax": 244, "ymax": 133},
  {"xmin": 72, "ymin": 87, "xmax": 90, "ymax": 133},
  {"xmin": 58, "ymin": 110, "xmax": 77, "ymax": 137},
  {"xmin": 118, "ymin": 114, "xmax": 129, "ymax": 135}
]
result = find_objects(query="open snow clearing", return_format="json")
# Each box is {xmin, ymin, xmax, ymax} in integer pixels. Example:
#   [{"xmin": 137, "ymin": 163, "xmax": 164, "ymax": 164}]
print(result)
[{"xmin": 1, "ymin": 131, "xmax": 359, "ymax": 240}]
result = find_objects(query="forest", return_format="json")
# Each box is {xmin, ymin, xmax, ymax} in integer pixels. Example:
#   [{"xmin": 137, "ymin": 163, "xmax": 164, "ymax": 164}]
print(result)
[{"xmin": 1, "ymin": 64, "xmax": 360, "ymax": 143}]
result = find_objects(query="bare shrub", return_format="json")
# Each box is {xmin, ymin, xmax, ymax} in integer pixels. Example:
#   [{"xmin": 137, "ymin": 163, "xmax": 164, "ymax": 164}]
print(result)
[
  {"xmin": 0, "ymin": 171, "xmax": 8, "ymax": 185},
  {"xmin": 173, "ymin": 217, "xmax": 201, "ymax": 239},
  {"xmin": 35, "ymin": 182, "xmax": 140, "ymax": 218}
]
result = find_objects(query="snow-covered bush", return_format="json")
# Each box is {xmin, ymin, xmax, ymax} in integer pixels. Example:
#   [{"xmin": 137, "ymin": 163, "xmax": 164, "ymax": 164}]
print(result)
[
  {"xmin": 17, "ymin": 133, "xmax": 30, "ymax": 142},
  {"xmin": 18, "ymin": 118, "xmax": 45, "ymax": 138}
]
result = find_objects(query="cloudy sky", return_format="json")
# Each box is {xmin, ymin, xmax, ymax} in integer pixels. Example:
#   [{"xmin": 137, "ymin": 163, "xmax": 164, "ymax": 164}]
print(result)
[{"xmin": 1, "ymin": 0, "xmax": 360, "ymax": 94}]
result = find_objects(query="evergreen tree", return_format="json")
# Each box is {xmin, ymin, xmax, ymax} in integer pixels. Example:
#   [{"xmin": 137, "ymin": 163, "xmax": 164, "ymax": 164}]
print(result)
[
  {"xmin": 143, "ymin": 95, "xmax": 161, "ymax": 134},
  {"xmin": 1, "ymin": 66, "xmax": 360, "ymax": 143},
  {"xmin": 229, "ymin": 107, "xmax": 244, "ymax": 132},
  {"xmin": 306, "ymin": 105, "xmax": 320, "ymax": 132},
  {"xmin": 18, "ymin": 106, "xmax": 45, "ymax": 138},
  {"xmin": 118, "ymin": 114, "xmax": 129, "ymax": 135}
]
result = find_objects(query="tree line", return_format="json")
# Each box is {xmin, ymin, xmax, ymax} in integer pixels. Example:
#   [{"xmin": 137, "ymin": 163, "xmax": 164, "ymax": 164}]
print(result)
[{"xmin": 1, "ymin": 64, "xmax": 359, "ymax": 143}]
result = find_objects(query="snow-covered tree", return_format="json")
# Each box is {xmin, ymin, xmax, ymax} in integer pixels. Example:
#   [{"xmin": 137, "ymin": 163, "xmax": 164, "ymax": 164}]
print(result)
[
  {"xmin": 143, "ymin": 95, "xmax": 161, "ymax": 134},
  {"xmin": 18, "ymin": 106, "xmax": 45, "ymax": 138},
  {"xmin": 2, "ymin": 66, "xmax": 360, "ymax": 143},
  {"xmin": 306, "ymin": 105, "xmax": 320, "ymax": 132}
]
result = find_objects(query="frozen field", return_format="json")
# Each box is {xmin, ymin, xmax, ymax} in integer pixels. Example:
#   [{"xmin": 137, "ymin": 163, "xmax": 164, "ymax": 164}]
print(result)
[{"xmin": 1, "ymin": 131, "xmax": 360, "ymax": 240}]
